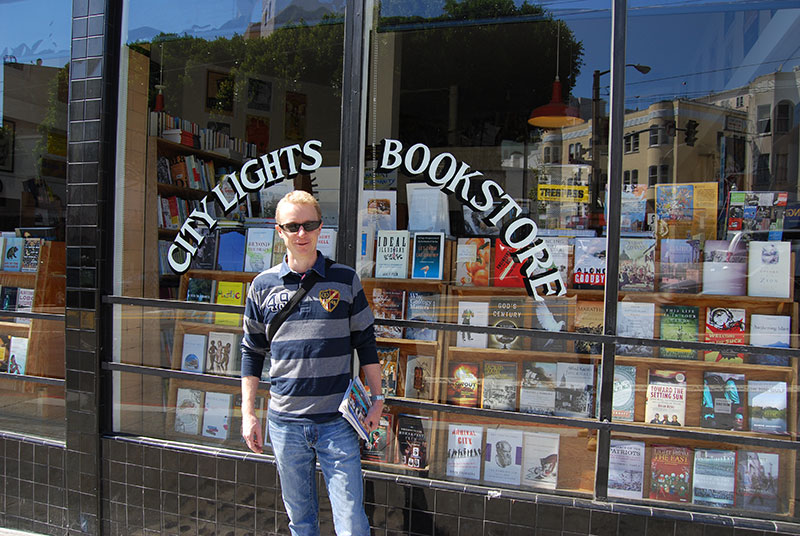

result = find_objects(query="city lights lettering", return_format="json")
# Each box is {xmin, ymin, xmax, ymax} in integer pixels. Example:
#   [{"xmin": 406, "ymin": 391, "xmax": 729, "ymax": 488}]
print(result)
[
  {"xmin": 377, "ymin": 139, "xmax": 565, "ymax": 301},
  {"xmin": 167, "ymin": 140, "xmax": 323, "ymax": 273}
]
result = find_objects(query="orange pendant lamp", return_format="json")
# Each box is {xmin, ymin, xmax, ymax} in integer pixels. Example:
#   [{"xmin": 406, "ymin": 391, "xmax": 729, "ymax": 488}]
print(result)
[{"xmin": 528, "ymin": 25, "xmax": 584, "ymax": 129}]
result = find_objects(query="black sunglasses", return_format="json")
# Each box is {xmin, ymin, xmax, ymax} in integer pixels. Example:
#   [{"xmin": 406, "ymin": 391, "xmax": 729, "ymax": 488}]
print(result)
[{"xmin": 278, "ymin": 220, "xmax": 322, "ymax": 233}]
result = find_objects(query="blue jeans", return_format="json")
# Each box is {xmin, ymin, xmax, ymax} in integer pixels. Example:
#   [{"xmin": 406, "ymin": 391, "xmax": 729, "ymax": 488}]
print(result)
[{"xmin": 268, "ymin": 416, "xmax": 370, "ymax": 536}]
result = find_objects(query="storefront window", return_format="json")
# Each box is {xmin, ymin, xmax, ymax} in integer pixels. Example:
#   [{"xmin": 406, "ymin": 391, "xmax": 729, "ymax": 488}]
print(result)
[
  {"xmin": 112, "ymin": 1, "xmax": 345, "ymax": 447},
  {"xmin": 0, "ymin": 0, "xmax": 69, "ymax": 440}
]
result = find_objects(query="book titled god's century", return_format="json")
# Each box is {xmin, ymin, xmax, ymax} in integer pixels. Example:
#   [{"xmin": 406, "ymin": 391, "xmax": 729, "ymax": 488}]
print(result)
[{"xmin": 488, "ymin": 297, "xmax": 527, "ymax": 351}]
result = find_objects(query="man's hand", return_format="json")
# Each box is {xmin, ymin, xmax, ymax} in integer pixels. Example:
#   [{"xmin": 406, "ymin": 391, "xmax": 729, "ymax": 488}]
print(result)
[
  {"xmin": 361, "ymin": 400, "xmax": 384, "ymax": 435},
  {"xmin": 241, "ymin": 412, "xmax": 264, "ymax": 453}
]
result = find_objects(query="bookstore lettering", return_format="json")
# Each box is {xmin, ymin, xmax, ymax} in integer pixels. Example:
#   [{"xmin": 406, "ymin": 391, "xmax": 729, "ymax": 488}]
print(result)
[
  {"xmin": 377, "ymin": 139, "xmax": 566, "ymax": 301},
  {"xmin": 166, "ymin": 140, "xmax": 323, "ymax": 273}
]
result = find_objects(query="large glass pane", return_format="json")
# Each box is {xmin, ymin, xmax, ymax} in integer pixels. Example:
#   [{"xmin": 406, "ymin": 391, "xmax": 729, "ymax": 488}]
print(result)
[
  {"xmin": 0, "ymin": 0, "xmax": 69, "ymax": 440},
  {"xmin": 359, "ymin": 0, "xmax": 611, "ymax": 495},
  {"xmin": 616, "ymin": 0, "xmax": 800, "ymax": 520},
  {"xmin": 113, "ymin": 1, "xmax": 345, "ymax": 438}
]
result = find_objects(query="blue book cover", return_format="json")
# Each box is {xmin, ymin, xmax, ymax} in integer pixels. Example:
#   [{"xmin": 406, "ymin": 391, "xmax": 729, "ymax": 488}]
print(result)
[
  {"xmin": 3, "ymin": 237, "xmax": 24, "ymax": 272},
  {"xmin": 215, "ymin": 229, "xmax": 246, "ymax": 272},
  {"xmin": 411, "ymin": 232, "xmax": 444, "ymax": 279},
  {"xmin": 659, "ymin": 239, "xmax": 700, "ymax": 293}
]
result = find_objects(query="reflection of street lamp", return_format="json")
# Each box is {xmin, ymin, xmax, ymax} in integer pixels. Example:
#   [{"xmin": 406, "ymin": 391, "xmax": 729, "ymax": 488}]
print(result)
[{"xmin": 590, "ymin": 63, "xmax": 650, "ymax": 214}]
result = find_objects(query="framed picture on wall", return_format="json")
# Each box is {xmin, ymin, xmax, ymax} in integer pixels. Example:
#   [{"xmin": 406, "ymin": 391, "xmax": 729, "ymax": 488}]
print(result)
[
  {"xmin": 206, "ymin": 71, "xmax": 234, "ymax": 114},
  {"xmin": 284, "ymin": 92, "xmax": 307, "ymax": 141},
  {"xmin": 246, "ymin": 115, "xmax": 270, "ymax": 155},
  {"xmin": 0, "ymin": 120, "xmax": 15, "ymax": 173},
  {"xmin": 247, "ymin": 78, "xmax": 272, "ymax": 112}
]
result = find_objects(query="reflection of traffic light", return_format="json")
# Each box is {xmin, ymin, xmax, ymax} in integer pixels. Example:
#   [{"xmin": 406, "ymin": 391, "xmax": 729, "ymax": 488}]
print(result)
[{"xmin": 684, "ymin": 120, "xmax": 698, "ymax": 146}]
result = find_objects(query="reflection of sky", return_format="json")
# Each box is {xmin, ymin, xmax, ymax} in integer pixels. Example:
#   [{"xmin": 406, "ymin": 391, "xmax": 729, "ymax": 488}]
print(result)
[{"xmin": 1, "ymin": 0, "xmax": 71, "ymax": 66}]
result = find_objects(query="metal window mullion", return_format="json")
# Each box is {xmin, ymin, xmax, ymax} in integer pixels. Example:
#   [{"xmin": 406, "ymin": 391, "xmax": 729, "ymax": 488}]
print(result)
[{"xmin": 595, "ymin": 0, "xmax": 629, "ymax": 502}]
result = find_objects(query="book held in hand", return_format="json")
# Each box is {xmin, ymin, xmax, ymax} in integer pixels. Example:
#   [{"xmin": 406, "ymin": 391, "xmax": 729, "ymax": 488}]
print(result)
[{"xmin": 338, "ymin": 375, "xmax": 372, "ymax": 441}]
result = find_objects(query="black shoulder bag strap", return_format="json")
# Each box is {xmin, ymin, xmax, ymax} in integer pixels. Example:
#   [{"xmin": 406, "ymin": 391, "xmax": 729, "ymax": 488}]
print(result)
[{"xmin": 267, "ymin": 258, "xmax": 333, "ymax": 344}]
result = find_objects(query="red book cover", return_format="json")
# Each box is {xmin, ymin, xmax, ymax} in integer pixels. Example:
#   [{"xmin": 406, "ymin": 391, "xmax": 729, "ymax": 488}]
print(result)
[
  {"xmin": 704, "ymin": 307, "xmax": 746, "ymax": 363},
  {"xmin": 493, "ymin": 239, "xmax": 524, "ymax": 287},
  {"xmin": 446, "ymin": 361, "xmax": 480, "ymax": 407},
  {"xmin": 170, "ymin": 157, "xmax": 189, "ymax": 187},
  {"xmin": 649, "ymin": 445, "xmax": 692, "ymax": 502}
]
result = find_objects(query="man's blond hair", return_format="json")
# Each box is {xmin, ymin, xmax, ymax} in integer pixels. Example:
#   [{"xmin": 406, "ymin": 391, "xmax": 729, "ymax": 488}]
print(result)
[{"xmin": 275, "ymin": 190, "xmax": 322, "ymax": 222}]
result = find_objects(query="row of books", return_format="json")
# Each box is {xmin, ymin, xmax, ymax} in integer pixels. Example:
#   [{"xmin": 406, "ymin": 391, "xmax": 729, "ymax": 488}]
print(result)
[
  {"xmin": 159, "ymin": 226, "xmax": 335, "ymax": 276},
  {"xmin": 0, "ymin": 236, "xmax": 42, "ymax": 273},
  {"xmin": 149, "ymin": 111, "xmax": 257, "ymax": 159},
  {"xmin": 0, "ymin": 286, "xmax": 34, "ymax": 324},
  {"xmin": 371, "ymin": 231, "xmax": 447, "ymax": 280},
  {"xmin": 183, "ymin": 279, "xmax": 246, "ymax": 326},
  {"xmin": 0, "ymin": 335, "xmax": 29, "ymax": 374},
  {"xmin": 174, "ymin": 387, "xmax": 266, "ymax": 441},
  {"xmin": 158, "ymin": 195, "xmax": 217, "ymax": 231},
  {"xmin": 157, "ymin": 155, "xmax": 224, "ymax": 192},
  {"xmin": 179, "ymin": 332, "xmax": 242, "ymax": 377}
]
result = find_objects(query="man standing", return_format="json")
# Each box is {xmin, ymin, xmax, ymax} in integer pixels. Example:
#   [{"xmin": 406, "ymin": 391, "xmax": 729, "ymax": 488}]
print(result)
[{"xmin": 240, "ymin": 190, "xmax": 383, "ymax": 536}]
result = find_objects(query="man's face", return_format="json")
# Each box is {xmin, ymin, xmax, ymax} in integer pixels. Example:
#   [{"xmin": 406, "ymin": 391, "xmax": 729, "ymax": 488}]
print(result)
[{"xmin": 276, "ymin": 202, "xmax": 322, "ymax": 260}]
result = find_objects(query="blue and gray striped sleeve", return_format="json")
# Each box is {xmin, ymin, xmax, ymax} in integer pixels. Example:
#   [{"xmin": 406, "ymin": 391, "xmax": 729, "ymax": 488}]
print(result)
[
  {"xmin": 349, "ymin": 272, "xmax": 378, "ymax": 366},
  {"xmin": 241, "ymin": 281, "xmax": 269, "ymax": 378}
]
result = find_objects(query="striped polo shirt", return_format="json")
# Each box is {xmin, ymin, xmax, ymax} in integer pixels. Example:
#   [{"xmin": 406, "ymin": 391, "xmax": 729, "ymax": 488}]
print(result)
[{"xmin": 240, "ymin": 252, "xmax": 378, "ymax": 423}]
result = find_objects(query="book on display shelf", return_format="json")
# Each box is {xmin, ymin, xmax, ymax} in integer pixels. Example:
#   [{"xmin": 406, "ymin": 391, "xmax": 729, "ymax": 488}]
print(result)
[
  {"xmin": 607, "ymin": 440, "xmax": 645, "ymax": 499},
  {"xmin": 608, "ymin": 365, "xmax": 637, "ymax": 422},
  {"xmin": 749, "ymin": 314, "xmax": 791, "ymax": 366},
  {"xmin": 317, "ymin": 228, "xmax": 337, "ymax": 260},
  {"xmin": 704, "ymin": 307, "xmax": 746, "ymax": 363},
  {"xmin": 404, "ymin": 354, "xmax": 434, "ymax": 400},
  {"xmin": 488, "ymin": 297, "xmax": 527, "ymax": 351},
  {"xmin": 645, "ymin": 370, "xmax": 687, "ymax": 427},
  {"xmin": 747, "ymin": 380, "xmax": 787, "ymax": 435},
  {"xmin": 201, "ymin": 391, "xmax": 233, "ymax": 440},
  {"xmin": 692, "ymin": 449, "xmax": 736, "ymax": 508},
  {"xmin": 456, "ymin": 300, "xmax": 489, "ymax": 348},
  {"xmin": 654, "ymin": 182, "xmax": 717, "ymax": 241},
  {"xmin": 407, "ymin": 182, "xmax": 449, "ymax": 234},
  {"xmin": 445, "ymin": 423, "xmax": 483, "ymax": 481},
  {"xmin": 7, "ymin": 336, "xmax": 28, "ymax": 375},
  {"xmin": 180, "ymin": 333, "xmax": 207, "ymax": 373},
  {"xmin": 446, "ymin": 361, "xmax": 480, "ymax": 408},
  {"xmin": 649, "ymin": 445, "xmax": 692, "ymax": 503},
  {"xmin": 371, "ymin": 287, "xmax": 405, "ymax": 339},
  {"xmin": 271, "ymin": 237, "xmax": 287, "ymax": 266},
  {"xmin": 357, "ymin": 227, "xmax": 375, "ymax": 279},
  {"xmin": 186, "ymin": 278, "xmax": 215, "ymax": 323},
  {"xmin": 410, "ymin": 232, "xmax": 444, "ymax": 280},
  {"xmin": 20, "ymin": 238, "xmax": 42, "ymax": 273},
  {"xmin": 174, "ymin": 388, "xmax": 204, "ymax": 436},
  {"xmin": 362, "ymin": 412, "xmax": 394, "ymax": 463},
  {"xmin": 205, "ymin": 331, "xmax": 239, "ymax": 376},
  {"xmin": 14, "ymin": 288, "xmax": 33, "ymax": 325},
  {"xmin": 541, "ymin": 237, "xmax": 570, "ymax": 284},
  {"xmin": 530, "ymin": 296, "xmax": 571, "ymax": 353},
  {"xmin": 215, "ymin": 228, "xmax": 247, "ymax": 272},
  {"xmin": 0, "ymin": 286, "xmax": 18, "ymax": 321},
  {"xmin": 0, "ymin": 334, "xmax": 10, "ymax": 372},
  {"xmin": 659, "ymin": 305, "xmax": 699, "ymax": 360},
  {"xmin": 214, "ymin": 281, "xmax": 245, "ymax": 326},
  {"xmin": 619, "ymin": 184, "xmax": 648, "ymax": 233},
  {"xmin": 747, "ymin": 240, "xmax": 791, "ymax": 299},
  {"xmin": 736, "ymin": 451, "xmax": 780, "ymax": 513},
  {"xmin": 404, "ymin": 291, "xmax": 439, "ymax": 341},
  {"xmin": 374, "ymin": 230, "xmax": 410, "ymax": 279},
  {"xmin": 454, "ymin": 237, "xmax": 491, "ymax": 287},
  {"xmin": 483, "ymin": 427, "xmax": 523, "ymax": 486},
  {"xmin": 191, "ymin": 228, "xmax": 217, "ymax": 270},
  {"xmin": 521, "ymin": 431, "xmax": 559, "ymax": 491},
  {"xmin": 481, "ymin": 361, "xmax": 518, "ymax": 411},
  {"xmin": 243, "ymin": 227, "xmax": 274, "ymax": 273},
  {"xmin": 554, "ymin": 362, "xmax": 594, "ymax": 418},
  {"xmin": 616, "ymin": 301, "xmax": 655, "ymax": 357},
  {"xmin": 377, "ymin": 346, "xmax": 399, "ymax": 396},
  {"xmin": 519, "ymin": 361, "xmax": 556, "ymax": 415},
  {"xmin": 658, "ymin": 239, "xmax": 701, "ymax": 293},
  {"xmin": 574, "ymin": 301, "xmax": 603, "ymax": 354},
  {"xmin": 726, "ymin": 191, "xmax": 788, "ymax": 242},
  {"xmin": 618, "ymin": 238, "xmax": 655, "ymax": 292},
  {"xmin": 493, "ymin": 239, "xmax": 525, "ymax": 288},
  {"xmin": 361, "ymin": 190, "xmax": 397, "ymax": 232},
  {"xmin": 700, "ymin": 372, "xmax": 745, "ymax": 431},
  {"xmin": 573, "ymin": 237, "xmax": 606, "ymax": 290},
  {"xmin": 2, "ymin": 237, "xmax": 23, "ymax": 271},
  {"xmin": 396, "ymin": 414, "xmax": 431, "ymax": 469},
  {"xmin": 702, "ymin": 240, "xmax": 747, "ymax": 296}
]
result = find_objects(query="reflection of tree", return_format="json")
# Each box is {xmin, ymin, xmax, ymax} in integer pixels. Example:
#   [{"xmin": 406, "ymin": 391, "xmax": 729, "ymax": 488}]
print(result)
[
  {"xmin": 380, "ymin": 0, "xmax": 583, "ymax": 146},
  {"xmin": 144, "ymin": 17, "xmax": 344, "ymax": 113}
]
